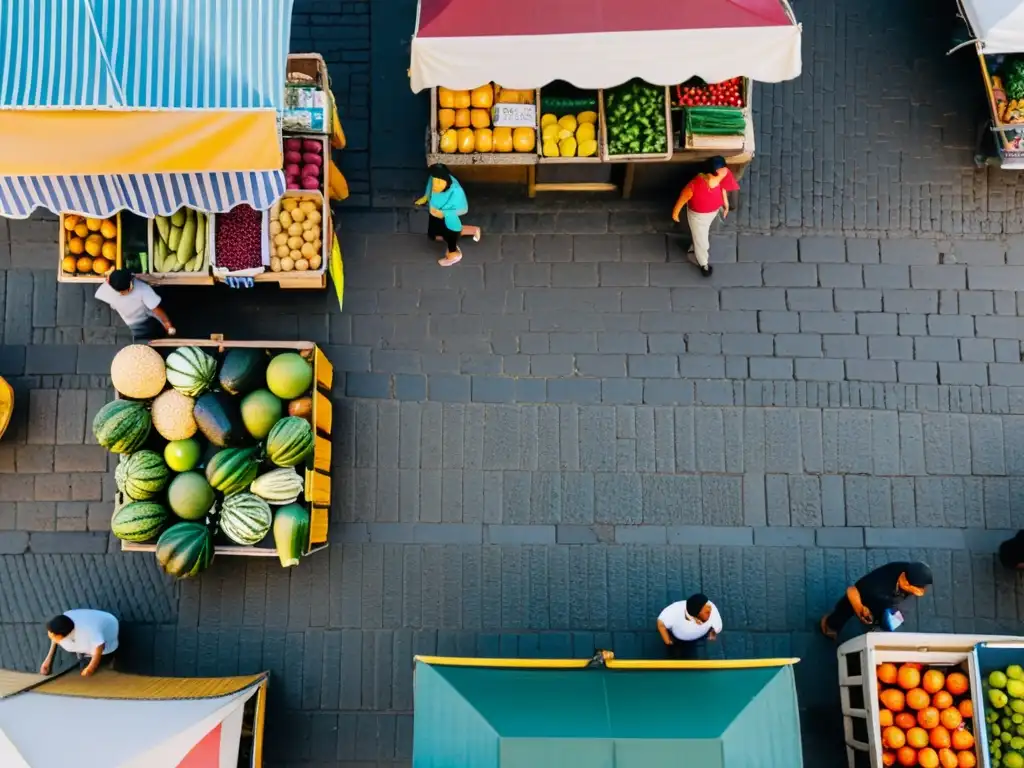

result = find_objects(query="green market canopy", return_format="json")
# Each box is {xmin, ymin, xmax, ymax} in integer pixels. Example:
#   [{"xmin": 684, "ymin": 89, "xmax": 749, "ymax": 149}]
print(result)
[{"xmin": 412, "ymin": 657, "xmax": 804, "ymax": 768}]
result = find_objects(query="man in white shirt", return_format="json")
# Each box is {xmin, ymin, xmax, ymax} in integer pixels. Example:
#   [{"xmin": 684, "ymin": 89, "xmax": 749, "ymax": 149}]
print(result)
[
  {"xmin": 39, "ymin": 609, "xmax": 120, "ymax": 677},
  {"xmin": 656, "ymin": 593, "xmax": 723, "ymax": 660},
  {"xmin": 95, "ymin": 269, "xmax": 176, "ymax": 341}
]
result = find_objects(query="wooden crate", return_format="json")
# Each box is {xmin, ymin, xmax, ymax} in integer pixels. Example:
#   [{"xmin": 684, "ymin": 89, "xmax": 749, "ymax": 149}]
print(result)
[
  {"xmin": 209, "ymin": 207, "xmax": 271, "ymax": 277},
  {"xmin": 837, "ymin": 632, "xmax": 1008, "ymax": 768},
  {"xmin": 145, "ymin": 209, "xmax": 215, "ymax": 286},
  {"xmin": 258, "ymin": 191, "xmax": 330, "ymax": 289},
  {"xmin": 599, "ymin": 84, "xmax": 673, "ymax": 163},
  {"xmin": 120, "ymin": 336, "xmax": 334, "ymax": 559},
  {"xmin": 681, "ymin": 77, "xmax": 751, "ymax": 152},
  {"xmin": 427, "ymin": 87, "xmax": 538, "ymax": 167},
  {"xmin": 283, "ymin": 53, "xmax": 331, "ymax": 135},
  {"xmin": 57, "ymin": 213, "xmax": 122, "ymax": 283},
  {"xmin": 535, "ymin": 88, "xmax": 603, "ymax": 164}
]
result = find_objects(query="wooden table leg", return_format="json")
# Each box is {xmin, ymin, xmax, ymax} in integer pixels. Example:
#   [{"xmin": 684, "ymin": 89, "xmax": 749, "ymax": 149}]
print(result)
[
  {"xmin": 622, "ymin": 163, "xmax": 636, "ymax": 200},
  {"xmin": 527, "ymin": 165, "xmax": 537, "ymax": 199}
]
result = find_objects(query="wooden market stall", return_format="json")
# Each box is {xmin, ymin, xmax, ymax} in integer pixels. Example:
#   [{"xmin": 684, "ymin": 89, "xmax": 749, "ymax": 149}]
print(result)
[{"xmin": 410, "ymin": 0, "xmax": 801, "ymax": 198}]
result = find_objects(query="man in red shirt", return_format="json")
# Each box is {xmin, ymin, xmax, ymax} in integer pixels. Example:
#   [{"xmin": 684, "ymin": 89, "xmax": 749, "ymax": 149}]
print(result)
[{"xmin": 671, "ymin": 156, "xmax": 739, "ymax": 277}]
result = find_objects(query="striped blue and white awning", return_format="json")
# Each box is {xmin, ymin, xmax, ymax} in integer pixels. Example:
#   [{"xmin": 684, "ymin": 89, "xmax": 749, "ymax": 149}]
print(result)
[{"xmin": 0, "ymin": 0, "xmax": 295, "ymax": 218}]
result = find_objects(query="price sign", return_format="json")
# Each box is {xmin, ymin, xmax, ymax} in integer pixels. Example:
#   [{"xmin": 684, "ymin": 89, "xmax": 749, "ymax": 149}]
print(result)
[{"xmin": 492, "ymin": 103, "xmax": 537, "ymax": 128}]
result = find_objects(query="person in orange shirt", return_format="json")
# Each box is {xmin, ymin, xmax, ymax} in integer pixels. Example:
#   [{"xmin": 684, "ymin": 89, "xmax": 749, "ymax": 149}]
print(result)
[{"xmin": 671, "ymin": 156, "xmax": 739, "ymax": 277}]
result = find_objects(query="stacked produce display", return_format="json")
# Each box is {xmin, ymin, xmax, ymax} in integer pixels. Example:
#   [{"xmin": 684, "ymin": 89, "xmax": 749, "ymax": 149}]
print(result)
[
  {"xmin": 435, "ymin": 84, "xmax": 537, "ymax": 155},
  {"xmin": 268, "ymin": 196, "xmax": 324, "ymax": 274},
  {"xmin": 992, "ymin": 61, "xmax": 1024, "ymax": 124},
  {"xmin": 97, "ymin": 343, "xmax": 328, "ymax": 577},
  {"xmin": 151, "ymin": 208, "xmax": 209, "ymax": 275},
  {"xmin": 283, "ymin": 137, "xmax": 325, "ymax": 192},
  {"xmin": 602, "ymin": 80, "xmax": 670, "ymax": 159},
  {"xmin": 875, "ymin": 662, "xmax": 977, "ymax": 768},
  {"xmin": 212, "ymin": 205, "xmax": 266, "ymax": 274},
  {"xmin": 540, "ymin": 111, "xmax": 598, "ymax": 159},
  {"xmin": 981, "ymin": 663, "xmax": 1024, "ymax": 767},
  {"xmin": 60, "ymin": 214, "xmax": 120, "ymax": 279}
]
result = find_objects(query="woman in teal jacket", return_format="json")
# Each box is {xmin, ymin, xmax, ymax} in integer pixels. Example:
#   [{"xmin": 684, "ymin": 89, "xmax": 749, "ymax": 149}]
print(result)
[{"xmin": 415, "ymin": 164, "xmax": 481, "ymax": 266}]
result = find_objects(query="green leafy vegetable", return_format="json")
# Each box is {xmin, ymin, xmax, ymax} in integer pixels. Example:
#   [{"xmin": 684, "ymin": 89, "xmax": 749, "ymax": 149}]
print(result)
[{"xmin": 604, "ymin": 80, "xmax": 668, "ymax": 156}]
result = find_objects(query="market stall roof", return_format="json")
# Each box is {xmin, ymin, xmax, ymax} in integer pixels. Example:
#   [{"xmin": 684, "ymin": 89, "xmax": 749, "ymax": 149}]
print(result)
[
  {"xmin": 0, "ymin": 0, "xmax": 294, "ymax": 218},
  {"xmin": 0, "ymin": 669, "xmax": 267, "ymax": 768},
  {"xmin": 409, "ymin": 0, "xmax": 802, "ymax": 92},
  {"xmin": 959, "ymin": 0, "xmax": 1024, "ymax": 52},
  {"xmin": 412, "ymin": 656, "xmax": 804, "ymax": 767}
]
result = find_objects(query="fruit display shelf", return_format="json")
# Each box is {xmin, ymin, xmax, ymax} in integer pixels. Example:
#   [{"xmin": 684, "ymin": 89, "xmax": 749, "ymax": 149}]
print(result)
[
  {"xmin": 57, "ymin": 213, "xmax": 123, "ymax": 284},
  {"xmin": 970, "ymin": 641, "xmax": 1024, "ymax": 768},
  {"xmin": 117, "ymin": 336, "xmax": 333, "ymax": 561},
  {"xmin": 598, "ymin": 83, "xmax": 673, "ymax": 163},
  {"xmin": 838, "ymin": 632, "xmax": 1015, "ymax": 768},
  {"xmin": 258, "ymin": 191, "xmax": 330, "ymax": 289},
  {"xmin": 427, "ymin": 85, "xmax": 539, "ymax": 167},
  {"xmin": 145, "ymin": 208, "xmax": 215, "ymax": 287}
]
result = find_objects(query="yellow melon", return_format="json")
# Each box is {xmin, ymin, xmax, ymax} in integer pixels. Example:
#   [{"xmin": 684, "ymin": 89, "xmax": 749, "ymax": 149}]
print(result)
[
  {"xmin": 438, "ymin": 108, "xmax": 455, "ymax": 131},
  {"xmin": 493, "ymin": 127, "xmax": 514, "ymax": 152},
  {"xmin": 470, "ymin": 84, "xmax": 493, "ymax": 108},
  {"xmin": 471, "ymin": 109, "xmax": 490, "ymax": 129},
  {"xmin": 438, "ymin": 87, "xmax": 455, "ymax": 109},
  {"xmin": 454, "ymin": 108, "xmax": 471, "ymax": 128},
  {"xmin": 474, "ymin": 128, "xmax": 493, "ymax": 152},
  {"xmin": 453, "ymin": 90, "xmax": 471, "ymax": 109},
  {"xmin": 456, "ymin": 127, "xmax": 475, "ymax": 153},
  {"xmin": 512, "ymin": 127, "xmax": 535, "ymax": 152}
]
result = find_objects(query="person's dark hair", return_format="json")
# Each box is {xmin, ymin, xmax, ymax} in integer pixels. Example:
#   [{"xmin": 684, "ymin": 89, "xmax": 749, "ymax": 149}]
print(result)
[
  {"xmin": 108, "ymin": 268, "xmax": 133, "ymax": 292},
  {"xmin": 686, "ymin": 593, "xmax": 709, "ymax": 617},
  {"xmin": 427, "ymin": 163, "xmax": 453, "ymax": 191},
  {"xmin": 1000, "ymin": 532, "xmax": 1024, "ymax": 569},
  {"xmin": 46, "ymin": 614, "xmax": 74, "ymax": 638},
  {"xmin": 904, "ymin": 562, "xmax": 933, "ymax": 588},
  {"xmin": 705, "ymin": 155, "xmax": 727, "ymax": 174}
]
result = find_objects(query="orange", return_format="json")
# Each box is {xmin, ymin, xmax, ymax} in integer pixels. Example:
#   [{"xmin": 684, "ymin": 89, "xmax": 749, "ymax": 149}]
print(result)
[
  {"xmin": 945, "ymin": 673, "xmax": 969, "ymax": 696},
  {"xmin": 939, "ymin": 708, "xmax": 961, "ymax": 730},
  {"xmin": 100, "ymin": 219, "xmax": 117, "ymax": 239},
  {"xmin": 84, "ymin": 235, "xmax": 103, "ymax": 257},
  {"xmin": 931, "ymin": 690, "xmax": 953, "ymax": 710},
  {"xmin": 938, "ymin": 748, "xmax": 959, "ymax": 768},
  {"xmin": 882, "ymin": 751, "xmax": 896, "ymax": 767},
  {"xmin": 74, "ymin": 223, "xmax": 89, "ymax": 238},
  {"xmin": 880, "ymin": 689, "xmax": 906, "ymax": 712},
  {"xmin": 956, "ymin": 699, "xmax": 972, "ymax": 719},
  {"xmin": 85, "ymin": 217, "xmax": 102, "ymax": 232},
  {"xmin": 898, "ymin": 665, "xmax": 922, "ymax": 690},
  {"xmin": 61, "ymin": 255, "xmax": 76, "ymax": 273},
  {"xmin": 903, "ymin": 663, "xmax": 924, "ymax": 671},
  {"xmin": 63, "ymin": 216, "xmax": 78, "ymax": 231},
  {"xmin": 879, "ymin": 709, "xmax": 894, "ymax": 727},
  {"xmin": 923, "ymin": 669, "xmax": 946, "ymax": 694},
  {"xmin": 918, "ymin": 747, "xmax": 939, "ymax": 768},
  {"xmin": 882, "ymin": 726, "xmax": 906, "ymax": 749},
  {"xmin": 894, "ymin": 712, "xmax": 916, "ymax": 730},
  {"xmin": 907, "ymin": 689, "xmax": 931, "ymax": 710},
  {"xmin": 897, "ymin": 746, "xmax": 918, "ymax": 767},
  {"xmin": 878, "ymin": 663, "xmax": 899, "ymax": 685},
  {"xmin": 101, "ymin": 241, "xmax": 116, "ymax": 260},
  {"xmin": 906, "ymin": 727, "xmax": 929, "ymax": 749},
  {"xmin": 76, "ymin": 256, "xmax": 93, "ymax": 273},
  {"xmin": 917, "ymin": 707, "xmax": 940, "ymax": 729},
  {"xmin": 91, "ymin": 256, "xmax": 110, "ymax": 275},
  {"xmin": 68, "ymin": 236, "xmax": 84, "ymax": 255},
  {"xmin": 929, "ymin": 725, "xmax": 950, "ymax": 749},
  {"xmin": 950, "ymin": 729, "xmax": 973, "ymax": 751},
  {"xmin": 956, "ymin": 751, "xmax": 975, "ymax": 768}
]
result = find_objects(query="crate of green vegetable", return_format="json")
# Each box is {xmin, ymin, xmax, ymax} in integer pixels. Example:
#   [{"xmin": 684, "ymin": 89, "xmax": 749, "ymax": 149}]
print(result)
[{"xmin": 599, "ymin": 80, "xmax": 673, "ymax": 162}]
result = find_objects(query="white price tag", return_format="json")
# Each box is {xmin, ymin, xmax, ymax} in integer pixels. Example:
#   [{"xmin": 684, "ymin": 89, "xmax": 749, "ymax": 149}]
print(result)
[{"xmin": 492, "ymin": 103, "xmax": 536, "ymax": 127}]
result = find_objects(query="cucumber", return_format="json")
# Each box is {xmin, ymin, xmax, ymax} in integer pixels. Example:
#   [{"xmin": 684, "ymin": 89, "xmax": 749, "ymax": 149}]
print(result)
[{"xmin": 541, "ymin": 96, "xmax": 598, "ymax": 113}]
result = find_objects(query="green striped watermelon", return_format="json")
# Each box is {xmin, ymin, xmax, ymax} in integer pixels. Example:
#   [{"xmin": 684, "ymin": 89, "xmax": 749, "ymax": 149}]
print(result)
[
  {"xmin": 115, "ymin": 460, "xmax": 128, "ymax": 494},
  {"xmin": 119, "ymin": 450, "xmax": 170, "ymax": 500},
  {"xmin": 219, "ymin": 492, "xmax": 272, "ymax": 545},
  {"xmin": 112, "ymin": 501, "xmax": 169, "ymax": 542},
  {"xmin": 93, "ymin": 400, "xmax": 151, "ymax": 455},
  {"xmin": 165, "ymin": 347, "xmax": 217, "ymax": 397},
  {"xmin": 155, "ymin": 521, "xmax": 214, "ymax": 578},
  {"xmin": 265, "ymin": 417, "xmax": 314, "ymax": 467},
  {"xmin": 205, "ymin": 447, "xmax": 261, "ymax": 495},
  {"xmin": 272, "ymin": 503, "xmax": 310, "ymax": 567}
]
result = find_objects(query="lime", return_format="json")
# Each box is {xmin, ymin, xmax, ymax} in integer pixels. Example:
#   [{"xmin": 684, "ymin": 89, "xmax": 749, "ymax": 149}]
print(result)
[{"xmin": 164, "ymin": 439, "xmax": 201, "ymax": 472}]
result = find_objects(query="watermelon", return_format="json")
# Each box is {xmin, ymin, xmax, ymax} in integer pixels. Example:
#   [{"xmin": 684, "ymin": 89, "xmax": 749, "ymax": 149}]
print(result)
[
  {"xmin": 273, "ymin": 503, "xmax": 310, "ymax": 567},
  {"xmin": 219, "ymin": 492, "xmax": 272, "ymax": 545},
  {"xmin": 266, "ymin": 417, "xmax": 314, "ymax": 467},
  {"xmin": 205, "ymin": 447, "xmax": 261, "ymax": 494},
  {"xmin": 250, "ymin": 468, "xmax": 304, "ymax": 504},
  {"xmin": 93, "ymin": 400, "xmax": 151, "ymax": 455},
  {"xmin": 115, "ymin": 460, "xmax": 128, "ymax": 494},
  {"xmin": 120, "ymin": 450, "xmax": 170, "ymax": 500},
  {"xmin": 167, "ymin": 471, "xmax": 215, "ymax": 521},
  {"xmin": 219, "ymin": 348, "xmax": 267, "ymax": 396},
  {"xmin": 165, "ymin": 347, "xmax": 217, "ymax": 397},
  {"xmin": 266, "ymin": 352, "xmax": 313, "ymax": 399},
  {"xmin": 164, "ymin": 438, "xmax": 201, "ymax": 472},
  {"xmin": 156, "ymin": 521, "xmax": 214, "ymax": 578},
  {"xmin": 112, "ymin": 500, "xmax": 169, "ymax": 542},
  {"xmin": 194, "ymin": 392, "xmax": 248, "ymax": 447},
  {"xmin": 240, "ymin": 389, "xmax": 283, "ymax": 439}
]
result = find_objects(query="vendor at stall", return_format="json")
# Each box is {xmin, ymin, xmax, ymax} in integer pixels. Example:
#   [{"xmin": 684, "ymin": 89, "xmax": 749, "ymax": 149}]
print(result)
[
  {"xmin": 95, "ymin": 269, "xmax": 176, "ymax": 341},
  {"xmin": 820, "ymin": 561, "xmax": 933, "ymax": 639},
  {"xmin": 999, "ymin": 531, "xmax": 1024, "ymax": 570},
  {"xmin": 415, "ymin": 164, "xmax": 481, "ymax": 267},
  {"xmin": 671, "ymin": 156, "xmax": 739, "ymax": 277},
  {"xmin": 656, "ymin": 593, "xmax": 722, "ymax": 660},
  {"xmin": 39, "ymin": 608, "xmax": 120, "ymax": 677}
]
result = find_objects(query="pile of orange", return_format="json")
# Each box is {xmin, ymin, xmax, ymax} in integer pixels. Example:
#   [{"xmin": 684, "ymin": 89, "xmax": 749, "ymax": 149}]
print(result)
[
  {"xmin": 61, "ymin": 215, "xmax": 117, "ymax": 276},
  {"xmin": 877, "ymin": 662, "xmax": 976, "ymax": 767}
]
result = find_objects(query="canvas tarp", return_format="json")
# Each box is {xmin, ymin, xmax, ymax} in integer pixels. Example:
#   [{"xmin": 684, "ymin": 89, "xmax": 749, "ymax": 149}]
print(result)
[{"xmin": 960, "ymin": 0, "xmax": 1024, "ymax": 52}]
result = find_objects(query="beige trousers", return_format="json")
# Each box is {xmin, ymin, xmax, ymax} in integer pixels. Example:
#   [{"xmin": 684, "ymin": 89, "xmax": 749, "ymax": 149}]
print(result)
[{"xmin": 686, "ymin": 209, "xmax": 719, "ymax": 267}]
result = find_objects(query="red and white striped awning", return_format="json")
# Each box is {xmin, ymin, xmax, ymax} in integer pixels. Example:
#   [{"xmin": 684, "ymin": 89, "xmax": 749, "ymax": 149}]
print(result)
[{"xmin": 409, "ymin": 0, "xmax": 802, "ymax": 92}]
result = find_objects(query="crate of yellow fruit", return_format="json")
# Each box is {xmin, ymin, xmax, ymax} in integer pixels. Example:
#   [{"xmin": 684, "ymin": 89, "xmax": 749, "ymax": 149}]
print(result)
[
  {"xmin": 537, "ymin": 110, "xmax": 602, "ymax": 164},
  {"xmin": 429, "ymin": 84, "xmax": 538, "ymax": 166},
  {"xmin": 58, "ymin": 213, "xmax": 122, "ymax": 283}
]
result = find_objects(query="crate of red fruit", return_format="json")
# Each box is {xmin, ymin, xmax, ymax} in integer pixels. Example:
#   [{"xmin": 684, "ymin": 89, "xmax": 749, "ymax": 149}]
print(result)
[
  {"xmin": 210, "ymin": 205, "xmax": 269, "ymax": 277},
  {"xmin": 283, "ymin": 135, "xmax": 327, "ymax": 198},
  {"xmin": 674, "ymin": 77, "xmax": 748, "ymax": 109}
]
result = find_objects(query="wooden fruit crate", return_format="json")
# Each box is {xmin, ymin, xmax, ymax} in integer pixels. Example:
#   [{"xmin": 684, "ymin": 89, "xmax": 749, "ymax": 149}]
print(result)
[
  {"xmin": 258, "ymin": 191, "xmax": 330, "ymax": 289},
  {"xmin": 535, "ymin": 87, "xmax": 603, "ymax": 165},
  {"xmin": 119, "ymin": 336, "xmax": 334, "ymax": 559},
  {"xmin": 599, "ymin": 84, "xmax": 673, "ymax": 163},
  {"xmin": 145, "ymin": 209, "xmax": 215, "ymax": 287},
  {"xmin": 837, "ymin": 632, "xmax": 1009, "ymax": 768},
  {"xmin": 427, "ymin": 86, "xmax": 538, "ymax": 166},
  {"xmin": 57, "ymin": 213, "xmax": 122, "ymax": 283}
]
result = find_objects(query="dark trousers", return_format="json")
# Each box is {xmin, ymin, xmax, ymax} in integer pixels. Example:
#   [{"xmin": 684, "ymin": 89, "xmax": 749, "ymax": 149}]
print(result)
[
  {"xmin": 77, "ymin": 651, "xmax": 116, "ymax": 671},
  {"xmin": 129, "ymin": 317, "xmax": 164, "ymax": 342},
  {"xmin": 666, "ymin": 635, "xmax": 705, "ymax": 660},
  {"xmin": 825, "ymin": 595, "xmax": 856, "ymax": 634},
  {"xmin": 427, "ymin": 214, "xmax": 460, "ymax": 252}
]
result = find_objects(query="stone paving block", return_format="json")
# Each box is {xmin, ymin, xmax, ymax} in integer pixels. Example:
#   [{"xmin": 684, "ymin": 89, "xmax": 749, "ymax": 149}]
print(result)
[
  {"xmin": 789, "ymin": 476, "xmax": 822, "ymax": 527},
  {"xmin": 750, "ymin": 357, "xmax": 793, "ymax": 380},
  {"xmin": 701, "ymin": 476, "xmax": 742, "ymax": 526},
  {"xmin": 914, "ymin": 336, "xmax": 960, "ymax": 362},
  {"xmin": 868, "ymin": 336, "xmax": 913, "ymax": 361},
  {"xmin": 910, "ymin": 266, "xmax": 966, "ymax": 290},
  {"xmin": 642, "ymin": 474, "xmax": 701, "ymax": 525},
  {"xmin": 846, "ymin": 359, "xmax": 897, "ymax": 382},
  {"xmin": 787, "ymin": 288, "xmax": 835, "ymax": 311},
  {"xmin": 738, "ymin": 236, "xmax": 798, "ymax": 262},
  {"xmin": 928, "ymin": 315, "xmax": 975, "ymax": 337},
  {"xmin": 880, "ymin": 240, "xmax": 939, "ymax": 265},
  {"xmin": 971, "ymin": 415, "xmax": 1006, "ymax": 475},
  {"xmin": 950, "ymin": 414, "xmax": 973, "ymax": 475},
  {"xmin": 801, "ymin": 312, "xmax": 856, "ymax": 334},
  {"xmin": 939, "ymin": 362, "xmax": 988, "ymax": 386},
  {"xmin": 871, "ymin": 411, "xmax": 900, "ymax": 475},
  {"xmin": 820, "ymin": 475, "xmax": 846, "ymax": 527},
  {"xmin": 765, "ymin": 474, "xmax": 790, "ymax": 526},
  {"xmin": 763, "ymin": 409, "xmax": 801, "ymax": 473},
  {"xmin": 754, "ymin": 527, "xmax": 815, "ymax": 547}
]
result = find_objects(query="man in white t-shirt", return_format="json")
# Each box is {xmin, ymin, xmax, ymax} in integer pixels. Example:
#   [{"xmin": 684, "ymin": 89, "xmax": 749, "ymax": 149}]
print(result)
[
  {"xmin": 656, "ymin": 593, "xmax": 723, "ymax": 660},
  {"xmin": 39, "ymin": 609, "xmax": 120, "ymax": 677},
  {"xmin": 95, "ymin": 269, "xmax": 176, "ymax": 341}
]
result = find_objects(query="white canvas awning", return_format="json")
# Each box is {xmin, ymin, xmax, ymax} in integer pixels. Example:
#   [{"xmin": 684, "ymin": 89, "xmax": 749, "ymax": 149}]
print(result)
[{"xmin": 960, "ymin": 0, "xmax": 1024, "ymax": 52}]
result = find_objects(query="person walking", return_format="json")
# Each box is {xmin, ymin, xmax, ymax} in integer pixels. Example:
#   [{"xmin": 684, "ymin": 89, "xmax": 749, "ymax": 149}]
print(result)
[
  {"xmin": 820, "ymin": 561, "xmax": 932, "ymax": 640},
  {"xmin": 670, "ymin": 155, "xmax": 739, "ymax": 277},
  {"xmin": 656, "ymin": 593, "xmax": 722, "ymax": 660},
  {"xmin": 414, "ymin": 163, "xmax": 481, "ymax": 267},
  {"xmin": 998, "ymin": 531, "xmax": 1024, "ymax": 570},
  {"xmin": 39, "ymin": 609, "xmax": 120, "ymax": 677},
  {"xmin": 95, "ymin": 268, "xmax": 176, "ymax": 341}
]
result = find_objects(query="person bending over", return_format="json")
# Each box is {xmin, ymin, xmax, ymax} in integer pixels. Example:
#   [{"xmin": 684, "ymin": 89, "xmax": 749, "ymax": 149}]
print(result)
[
  {"xmin": 820, "ymin": 561, "xmax": 932, "ymax": 639},
  {"xmin": 39, "ymin": 609, "xmax": 120, "ymax": 677}
]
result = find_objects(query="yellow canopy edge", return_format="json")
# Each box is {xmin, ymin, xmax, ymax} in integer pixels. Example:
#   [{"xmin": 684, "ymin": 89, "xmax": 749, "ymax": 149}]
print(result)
[
  {"xmin": 0, "ymin": 669, "xmax": 49, "ymax": 700},
  {"xmin": 414, "ymin": 656, "xmax": 801, "ymax": 670},
  {"xmin": 0, "ymin": 110, "xmax": 282, "ymax": 175},
  {"xmin": 34, "ymin": 670, "xmax": 268, "ymax": 700}
]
